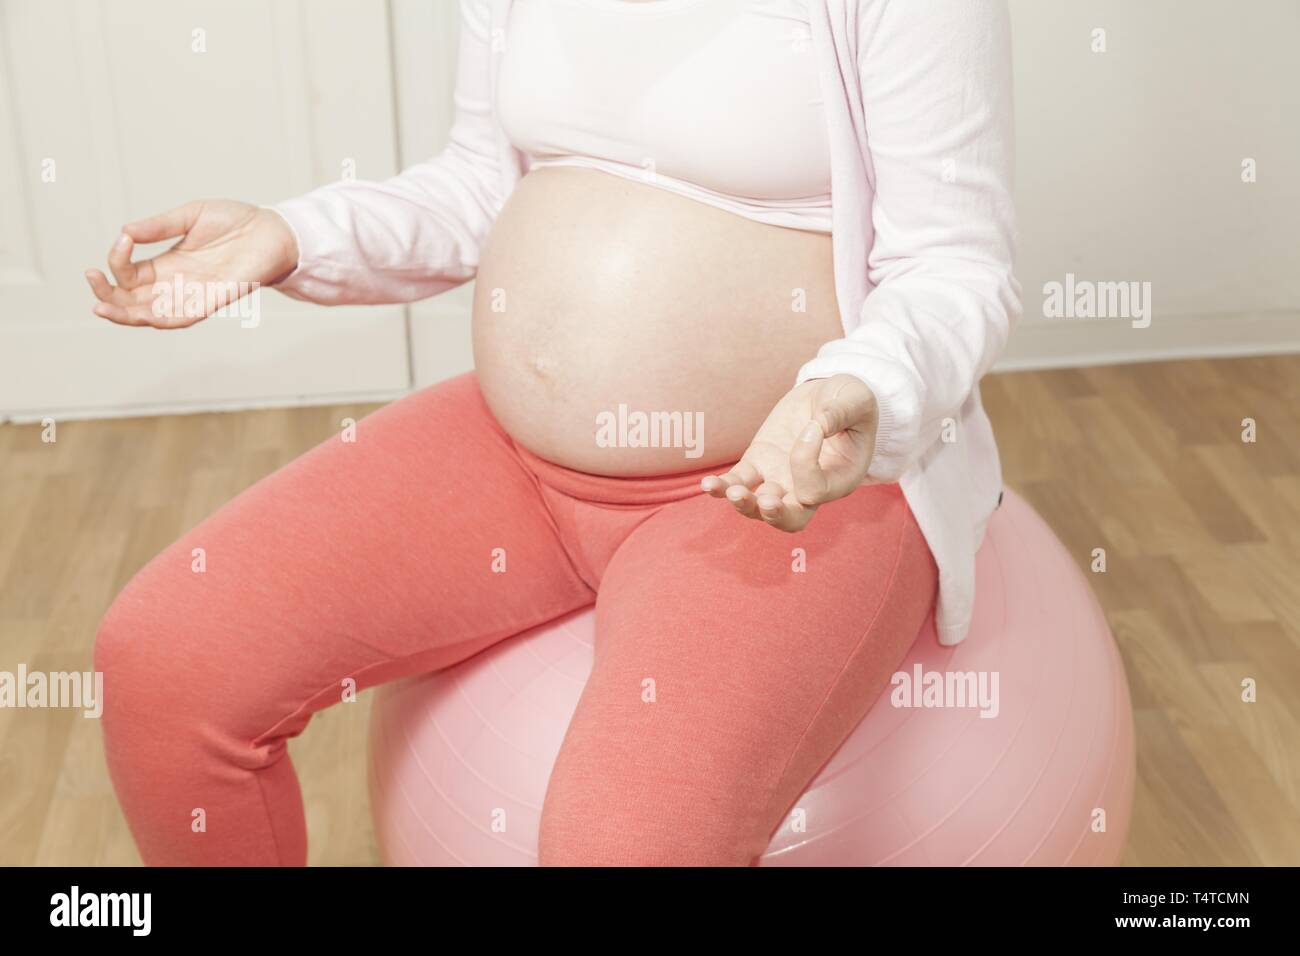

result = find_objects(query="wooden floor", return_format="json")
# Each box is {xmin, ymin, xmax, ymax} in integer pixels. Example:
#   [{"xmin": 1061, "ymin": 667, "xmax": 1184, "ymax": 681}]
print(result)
[{"xmin": 2, "ymin": 355, "xmax": 1298, "ymax": 866}]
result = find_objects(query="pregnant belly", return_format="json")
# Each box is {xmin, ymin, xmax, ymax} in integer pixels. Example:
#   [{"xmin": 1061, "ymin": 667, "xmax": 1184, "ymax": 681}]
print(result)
[{"xmin": 472, "ymin": 166, "xmax": 844, "ymax": 476}]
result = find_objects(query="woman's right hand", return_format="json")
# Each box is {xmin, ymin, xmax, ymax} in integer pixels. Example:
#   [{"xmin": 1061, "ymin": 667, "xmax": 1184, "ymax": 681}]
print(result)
[{"xmin": 85, "ymin": 200, "xmax": 299, "ymax": 328}]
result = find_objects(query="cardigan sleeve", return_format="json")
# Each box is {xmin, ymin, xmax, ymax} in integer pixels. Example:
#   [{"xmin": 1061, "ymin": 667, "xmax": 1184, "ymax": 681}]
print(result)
[
  {"xmin": 268, "ymin": 0, "xmax": 505, "ymax": 305},
  {"xmin": 796, "ymin": 0, "xmax": 1022, "ymax": 483}
]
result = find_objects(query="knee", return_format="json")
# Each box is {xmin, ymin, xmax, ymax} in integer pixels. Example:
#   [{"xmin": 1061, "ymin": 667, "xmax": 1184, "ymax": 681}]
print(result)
[
  {"xmin": 94, "ymin": 586, "xmax": 168, "ymax": 791},
  {"xmin": 95, "ymin": 571, "xmax": 154, "ymax": 686},
  {"xmin": 95, "ymin": 569, "xmax": 174, "ymax": 729},
  {"xmin": 94, "ymin": 554, "xmax": 217, "ymax": 735}
]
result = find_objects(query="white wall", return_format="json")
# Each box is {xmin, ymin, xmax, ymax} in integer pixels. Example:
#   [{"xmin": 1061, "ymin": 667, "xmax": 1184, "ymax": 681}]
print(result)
[
  {"xmin": 391, "ymin": 0, "xmax": 477, "ymax": 390},
  {"xmin": 1002, "ymin": 0, "xmax": 1300, "ymax": 367}
]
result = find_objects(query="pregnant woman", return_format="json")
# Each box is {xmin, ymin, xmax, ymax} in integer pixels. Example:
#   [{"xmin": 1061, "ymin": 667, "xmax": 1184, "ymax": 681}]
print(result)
[{"xmin": 88, "ymin": 0, "xmax": 1019, "ymax": 866}]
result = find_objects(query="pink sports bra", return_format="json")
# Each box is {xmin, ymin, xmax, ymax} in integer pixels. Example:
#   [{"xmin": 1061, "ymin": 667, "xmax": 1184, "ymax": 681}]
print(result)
[{"xmin": 497, "ymin": 0, "xmax": 834, "ymax": 233}]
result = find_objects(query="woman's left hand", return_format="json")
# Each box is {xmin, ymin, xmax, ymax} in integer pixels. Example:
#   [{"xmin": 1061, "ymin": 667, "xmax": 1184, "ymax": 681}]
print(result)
[{"xmin": 701, "ymin": 374, "xmax": 879, "ymax": 532}]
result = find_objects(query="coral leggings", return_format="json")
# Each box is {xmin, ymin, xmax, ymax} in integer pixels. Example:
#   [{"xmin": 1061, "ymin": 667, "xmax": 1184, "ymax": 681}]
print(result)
[{"xmin": 96, "ymin": 373, "xmax": 937, "ymax": 866}]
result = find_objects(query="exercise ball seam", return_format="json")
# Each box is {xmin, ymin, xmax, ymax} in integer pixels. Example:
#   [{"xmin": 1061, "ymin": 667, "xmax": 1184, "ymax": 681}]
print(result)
[
  {"xmin": 376, "ymin": 678, "xmax": 537, "ymax": 859},
  {"xmin": 1059, "ymin": 622, "xmax": 1133, "ymax": 866},
  {"xmin": 376, "ymin": 612, "xmax": 600, "ymax": 862},
  {"xmin": 369, "ymin": 693, "xmax": 465, "ymax": 865},
  {"xmin": 874, "ymin": 532, "xmax": 1022, "ymax": 865},
  {"xmin": 434, "ymin": 670, "xmax": 546, "ymax": 808},
  {"xmin": 1034, "ymin": 614, "xmax": 1100, "ymax": 865},
  {"xmin": 384, "ymin": 697, "xmax": 478, "ymax": 864},
  {"xmin": 1025, "ymin": 529, "xmax": 1121, "ymax": 866},
  {"xmin": 961, "ymin": 511, "xmax": 1082, "ymax": 865}
]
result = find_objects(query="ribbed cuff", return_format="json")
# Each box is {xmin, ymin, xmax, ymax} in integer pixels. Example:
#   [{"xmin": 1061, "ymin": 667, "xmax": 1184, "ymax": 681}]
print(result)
[{"xmin": 795, "ymin": 353, "xmax": 918, "ymax": 484}]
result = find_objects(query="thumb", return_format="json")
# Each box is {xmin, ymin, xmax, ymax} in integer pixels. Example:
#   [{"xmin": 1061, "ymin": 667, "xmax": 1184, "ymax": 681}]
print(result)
[
  {"xmin": 812, "ymin": 375, "xmax": 873, "ymax": 437},
  {"xmin": 123, "ymin": 201, "xmax": 203, "ymax": 244}
]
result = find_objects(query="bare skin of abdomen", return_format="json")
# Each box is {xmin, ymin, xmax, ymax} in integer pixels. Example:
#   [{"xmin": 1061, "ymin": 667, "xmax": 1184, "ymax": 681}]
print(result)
[{"xmin": 472, "ymin": 166, "xmax": 845, "ymax": 476}]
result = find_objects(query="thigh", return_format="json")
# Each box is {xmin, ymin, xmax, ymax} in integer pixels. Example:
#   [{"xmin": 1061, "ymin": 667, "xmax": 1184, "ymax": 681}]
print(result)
[
  {"xmin": 98, "ymin": 373, "xmax": 594, "ymax": 745},
  {"xmin": 538, "ymin": 482, "xmax": 937, "ymax": 865}
]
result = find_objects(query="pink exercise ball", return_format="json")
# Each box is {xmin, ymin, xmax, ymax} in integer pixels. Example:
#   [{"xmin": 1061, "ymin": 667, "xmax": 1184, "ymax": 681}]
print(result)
[{"xmin": 367, "ymin": 489, "xmax": 1136, "ymax": 866}]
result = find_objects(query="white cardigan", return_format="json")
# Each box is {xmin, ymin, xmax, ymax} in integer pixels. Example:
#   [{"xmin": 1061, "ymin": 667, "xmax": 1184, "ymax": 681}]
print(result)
[{"xmin": 271, "ymin": 0, "xmax": 1023, "ymax": 645}]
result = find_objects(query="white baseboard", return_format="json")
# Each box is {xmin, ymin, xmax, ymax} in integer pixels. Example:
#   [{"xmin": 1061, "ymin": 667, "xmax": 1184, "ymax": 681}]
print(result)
[
  {"xmin": 3, "ymin": 389, "xmax": 410, "ymax": 425},
  {"xmin": 7, "ymin": 308, "xmax": 1295, "ymax": 424},
  {"xmin": 0, "ymin": 304, "xmax": 411, "ymax": 425},
  {"xmin": 995, "ymin": 310, "xmax": 1300, "ymax": 371}
]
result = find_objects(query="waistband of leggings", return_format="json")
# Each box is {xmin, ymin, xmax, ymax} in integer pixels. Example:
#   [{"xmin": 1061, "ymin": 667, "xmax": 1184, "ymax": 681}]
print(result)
[{"xmin": 510, "ymin": 438, "xmax": 733, "ymax": 506}]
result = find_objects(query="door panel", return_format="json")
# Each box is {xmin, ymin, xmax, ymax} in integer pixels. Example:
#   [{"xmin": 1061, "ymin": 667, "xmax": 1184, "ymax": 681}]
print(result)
[{"xmin": 0, "ymin": 0, "xmax": 409, "ymax": 420}]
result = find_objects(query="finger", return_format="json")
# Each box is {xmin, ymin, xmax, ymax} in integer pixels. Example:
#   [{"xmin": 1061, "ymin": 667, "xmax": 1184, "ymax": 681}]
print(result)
[
  {"xmin": 754, "ymin": 480, "xmax": 786, "ymax": 501},
  {"xmin": 791, "ymin": 420, "xmax": 860, "ymax": 508},
  {"xmin": 700, "ymin": 474, "xmax": 729, "ymax": 497},
  {"xmin": 758, "ymin": 494, "xmax": 816, "ymax": 532},
  {"xmin": 755, "ymin": 491, "xmax": 786, "ymax": 523},
  {"xmin": 110, "ymin": 234, "xmax": 160, "ymax": 290},
  {"xmin": 790, "ymin": 420, "xmax": 833, "ymax": 506},
  {"xmin": 85, "ymin": 269, "xmax": 123, "ymax": 303},
  {"xmin": 716, "ymin": 460, "xmax": 764, "ymax": 491},
  {"xmin": 85, "ymin": 269, "xmax": 150, "ymax": 314},
  {"xmin": 106, "ymin": 233, "xmax": 149, "ymax": 290},
  {"xmin": 812, "ymin": 377, "xmax": 871, "ymax": 438},
  {"xmin": 122, "ymin": 201, "xmax": 203, "ymax": 244},
  {"xmin": 91, "ymin": 300, "xmax": 148, "ymax": 327},
  {"xmin": 87, "ymin": 272, "xmax": 175, "ymax": 327},
  {"xmin": 725, "ymin": 483, "xmax": 761, "ymax": 519},
  {"xmin": 756, "ymin": 495, "xmax": 784, "ymax": 525}
]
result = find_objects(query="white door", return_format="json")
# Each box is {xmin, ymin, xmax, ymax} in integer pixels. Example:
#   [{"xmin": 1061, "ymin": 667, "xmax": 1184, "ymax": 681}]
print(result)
[{"xmin": 0, "ymin": 0, "xmax": 410, "ymax": 421}]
